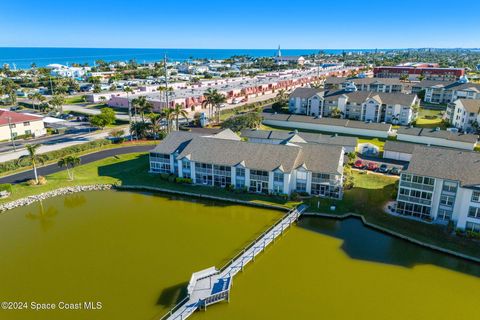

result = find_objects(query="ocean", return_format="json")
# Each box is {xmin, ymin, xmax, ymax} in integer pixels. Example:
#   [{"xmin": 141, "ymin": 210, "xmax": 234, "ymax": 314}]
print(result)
[{"xmin": 0, "ymin": 47, "xmax": 378, "ymax": 69}]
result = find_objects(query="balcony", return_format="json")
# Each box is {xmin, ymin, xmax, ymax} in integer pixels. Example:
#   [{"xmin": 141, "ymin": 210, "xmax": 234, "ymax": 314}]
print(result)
[
  {"xmin": 398, "ymin": 195, "xmax": 432, "ymax": 206},
  {"xmin": 400, "ymin": 181, "xmax": 434, "ymax": 192}
]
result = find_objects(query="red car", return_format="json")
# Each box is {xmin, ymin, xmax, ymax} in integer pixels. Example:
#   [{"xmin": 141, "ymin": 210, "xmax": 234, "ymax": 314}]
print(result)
[
  {"xmin": 367, "ymin": 162, "xmax": 379, "ymax": 171},
  {"xmin": 354, "ymin": 160, "xmax": 365, "ymax": 169}
]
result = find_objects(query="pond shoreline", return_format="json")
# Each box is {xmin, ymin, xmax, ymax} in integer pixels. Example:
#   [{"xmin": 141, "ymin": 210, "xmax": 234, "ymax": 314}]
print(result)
[
  {"xmin": 1, "ymin": 183, "xmax": 478, "ymax": 264},
  {"xmin": 303, "ymin": 211, "xmax": 480, "ymax": 264}
]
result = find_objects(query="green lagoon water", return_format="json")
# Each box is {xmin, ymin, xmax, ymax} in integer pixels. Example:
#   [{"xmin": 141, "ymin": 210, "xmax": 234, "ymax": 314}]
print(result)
[
  {"xmin": 0, "ymin": 190, "xmax": 282, "ymax": 320},
  {"xmin": 1, "ymin": 190, "xmax": 479, "ymax": 320}
]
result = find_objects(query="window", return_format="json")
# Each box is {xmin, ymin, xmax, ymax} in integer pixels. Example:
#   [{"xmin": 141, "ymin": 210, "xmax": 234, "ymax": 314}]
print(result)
[
  {"xmin": 273, "ymin": 172, "xmax": 284, "ymax": 183},
  {"xmin": 468, "ymin": 206, "xmax": 480, "ymax": 219},
  {"xmin": 25, "ymin": 130, "xmax": 31, "ymax": 135},
  {"xmin": 236, "ymin": 168, "xmax": 245, "ymax": 177},
  {"xmin": 442, "ymin": 181, "xmax": 457, "ymax": 193},
  {"xmin": 9, "ymin": 123, "xmax": 16, "ymax": 128},
  {"xmin": 296, "ymin": 171, "xmax": 307, "ymax": 181},
  {"xmin": 437, "ymin": 209, "xmax": 452, "ymax": 221},
  {"xmin": 472, "ymin": 191, "xmax": 480, "ymax": 203},
  {"xmin": 440, "ymin": 195, "xmax": 454, "ymax": 206},
  {"xmin": 296, "ymin": 182, "xmax": 307, "ymax": 192},
  {"xmin": 23, "ymin": 121, "xmax": 30, "ymax": 126},
  {"xmin": 466, "ymin": 221, "xmax": 480, "ymax": 232}
]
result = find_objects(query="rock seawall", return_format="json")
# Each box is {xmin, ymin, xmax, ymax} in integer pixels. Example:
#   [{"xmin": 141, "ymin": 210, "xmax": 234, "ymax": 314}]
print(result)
[{"xmin": 0, "ymin": 184, "xmax": 113, "ymax": 212}]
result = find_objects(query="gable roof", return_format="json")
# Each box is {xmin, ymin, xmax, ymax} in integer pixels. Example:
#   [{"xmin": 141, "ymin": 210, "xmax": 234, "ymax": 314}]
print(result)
[
  {"xmin": 262, "ymin": 113, "xmax": 392, "ymax": 132},
  {"xmin": 384, "ymin": 140, "xmax": 416, "ymax": 154},
  {"xmin": 170, "ymin": 135, "xmax": 343, "ymax": 175},
  {"xmin": 323, "ymin": 90, "xmax": 416, "ymax": 106},
  {"xmin": 456, "ymin": 99, "xmax": 480, "ymax": 114},
  {"xmin": 150, "ymin": 131, "xmax": 202, "ymax": 155},
  {"xmin": 406, "ymin": 145, "xmax": 480, "ymax": 187},
  {"xmin": 290, "ymin": 87, "xmax": 322, "ymax": 99},
  {"xmin": 240, "ymin": 129, "xmax": 357, "ymax": 147}
]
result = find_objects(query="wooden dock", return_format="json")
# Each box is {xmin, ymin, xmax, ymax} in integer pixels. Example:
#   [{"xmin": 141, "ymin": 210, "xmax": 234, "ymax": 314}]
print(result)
[{"xmin": 160, "ymin": 204, "xmax": 307, "ymax": 320}]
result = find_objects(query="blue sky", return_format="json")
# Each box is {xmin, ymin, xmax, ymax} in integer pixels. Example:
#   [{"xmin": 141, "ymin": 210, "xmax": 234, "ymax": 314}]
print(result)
[{"xmin": 1, "ymin": 0, "xmax": 479, "ymax": 49}]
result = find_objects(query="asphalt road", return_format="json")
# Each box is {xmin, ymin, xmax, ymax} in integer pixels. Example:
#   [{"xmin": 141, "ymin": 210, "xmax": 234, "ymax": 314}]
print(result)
[{"xmin": 0, "ymin": 144, "xmax": 153, "ymax": 184}]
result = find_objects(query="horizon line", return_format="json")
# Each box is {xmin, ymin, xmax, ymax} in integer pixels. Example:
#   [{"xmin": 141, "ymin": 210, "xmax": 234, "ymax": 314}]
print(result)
[{"xmin": 0, "ymin": 46, "xmax": 479, "ymax": 50}]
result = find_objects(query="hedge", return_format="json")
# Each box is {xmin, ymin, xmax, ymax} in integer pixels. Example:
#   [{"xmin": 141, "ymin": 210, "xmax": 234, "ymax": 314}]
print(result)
[{"xmin": 0, "ymin": 139, "xmax": 112, "ymax": 174}]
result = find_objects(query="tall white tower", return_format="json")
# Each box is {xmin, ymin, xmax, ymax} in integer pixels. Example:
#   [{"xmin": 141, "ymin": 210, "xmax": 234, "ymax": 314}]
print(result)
[{"xmin": 277, "ymin": 45, "xmax": 282, "ymax": 58}]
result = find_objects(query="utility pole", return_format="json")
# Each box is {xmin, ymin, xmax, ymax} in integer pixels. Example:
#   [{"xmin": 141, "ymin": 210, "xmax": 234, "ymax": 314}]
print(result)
[
  {"xmin": 164, "ymin": 54, "xmax": 169, "ymax": 110},
  {"xmin": 7, "ymin": 117, "xmax": 16, "ymax": 151}
]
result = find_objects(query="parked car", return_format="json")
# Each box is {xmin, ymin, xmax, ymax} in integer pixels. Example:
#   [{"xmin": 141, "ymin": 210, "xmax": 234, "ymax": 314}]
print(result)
[
  {"xmin": 353, "ymin": 160, "xmax": 365, "ymax": 169},
  {"xmin": 367, "ymin": 162, "xmax": 379, "ymax": 171},
  {"xmin": 390, "ymin": 167, "xmax": 402, "ymax": 176},
  {"xmin": 378, "ymin": 164, "xmax": 389, "ymax": 173}
]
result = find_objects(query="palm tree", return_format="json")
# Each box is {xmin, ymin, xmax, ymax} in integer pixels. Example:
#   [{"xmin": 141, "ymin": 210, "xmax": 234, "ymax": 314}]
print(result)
[
  {"xmin": 147, "ymin": 113, "xmax": 164, "ymax": 139},
  {"xmin": 213, "ymin": 92, "xmax": 226, "ymax": 124},
  {"xmin": 172, "ymin": 104, "xmax": 189, "ymax": 131},
  {"xmin": 28, "ymin": 92, "xmax": 45, "ymax": 110},
  {"xmin": 19, "ymin": 144, "xmax": 44, "ymax": 184},
  {"xmin": 202, "ymin": 88, "xmax": 226, "ymax": 124},
  {"xmin": 132, "ymin": 95, "xmax": 153, "ymax": 122},
  {"xmin": 57, "ymin": 155, "xmax": 81, "ymax": 180},
  {"xmin": 202, "ymin": 88, "xmax": 217, "ymax": 122},
  {"xmin": 49, "ymin": 94, "xmax": 65, "ymax": 114},
  {"xmin": 163, "ymin": 107, "xmax": 174, "ymax": 133},
  {"xmin": 276, "ymin": 89, "xmax": 288, "ymax": 101}
]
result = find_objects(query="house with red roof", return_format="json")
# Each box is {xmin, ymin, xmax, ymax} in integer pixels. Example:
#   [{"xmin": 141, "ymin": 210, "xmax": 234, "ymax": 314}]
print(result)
[{"xmin": 0, "ymin": 109, "xmax": 46, "ymax": 140}]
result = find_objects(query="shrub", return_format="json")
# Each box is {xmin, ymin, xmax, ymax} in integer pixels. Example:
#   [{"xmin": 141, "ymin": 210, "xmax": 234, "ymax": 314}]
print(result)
[
  {"xmin": 26, "ymin": 179, "xmax": 37, "ymax": 186},
  {"xmin": 167, "ymin": 174, "xmax": 176, "ymax": 183},
  {"xmin": 290, "ymin": 192, "xmax": 301, "ymax": 201},
  {"xmin": 160, "ymin": 173, "xmax": 169, "ymax": 180},
  {"xmin": 37, "ymin": 176, "xmax": 47, "ymax": 185}
]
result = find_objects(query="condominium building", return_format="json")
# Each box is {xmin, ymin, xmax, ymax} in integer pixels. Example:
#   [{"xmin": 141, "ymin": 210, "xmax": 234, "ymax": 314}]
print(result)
[
  {"xmin": 422, "ymin": 76, "xmax": 480, "ymax": 104},
  {"xmin": 374, "ymin": 66, "xmax": 464, "ymax": 81},
  {"xmin": 447, "ymin": 99, "xmax": 480, "ymax": 133},
  {"xmin": 324, "ymin": 77, "xmax": 409, "ymax": 93},
  {"xmin": 240, "ymin": 129, "xmax": 358, "ymax": 153},
  {"xmin": 396, "ymin": 146, "xmax": 480, "ymax": 231},
  {"xmin": 288, "ymin": 87, "xmax": 418, "ymax": 125},
  {"xmin": 149, "ymin": 130, "xmax": 345, "ymax": 198}
]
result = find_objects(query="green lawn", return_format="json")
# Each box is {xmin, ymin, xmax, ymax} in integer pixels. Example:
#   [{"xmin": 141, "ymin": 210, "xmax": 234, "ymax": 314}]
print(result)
[
  {"xmin": 305, "ymin": 171, "xmax": 480, "ymax": 259},
  {"xmin": 64, "ymin": 96, "xmax": 86, "ymax": 104},
  {"xmin": 415, "ymin": 107, "xmax": 446, "ymax": 129}
]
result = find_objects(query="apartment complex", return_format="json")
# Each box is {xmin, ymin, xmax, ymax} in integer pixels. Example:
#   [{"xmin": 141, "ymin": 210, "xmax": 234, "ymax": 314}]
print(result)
[
  {"xmin": 447, "ymin": 99, "xmax": 480, "ymax": 133},
  {"xmin": 149, "ymin": 130, "xmax": 345, "ymax": 198},
  {"xmin": 0, "ymin": 109, "xmax": 46, "ymax": 140},
  {"xmin": 422, "ymin": 77, "xmax": 480, "ymax": 104},
  {"xmin": 240, "ymin": 129, "xmax": 358, "ymax": 153},
  {"xmin": 324, "ymin": 77, "xmax": 409, "ymax": 93},
  {"xmin": 374, "ymin": 66, "xmax": 464, "ymax": 81},
  {"xmin": 396, "ymin": 146, "xmax": 480, "ymax": 232},
  {"xmin": 288, "ymin": 87, "xmax": 418, "ymax": 125}
]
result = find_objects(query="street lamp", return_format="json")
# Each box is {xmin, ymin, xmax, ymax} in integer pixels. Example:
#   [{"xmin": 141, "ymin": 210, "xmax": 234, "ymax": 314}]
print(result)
[{"xmin": 7, "ymin": 117, "xmax": 16, "ymax": 151}]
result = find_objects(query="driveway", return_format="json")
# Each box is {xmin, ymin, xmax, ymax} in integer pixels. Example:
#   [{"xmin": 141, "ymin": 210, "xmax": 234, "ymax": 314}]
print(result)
[{"xmin": 0, "ymin": 144, "xmax": 153, "ymax": 184}]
